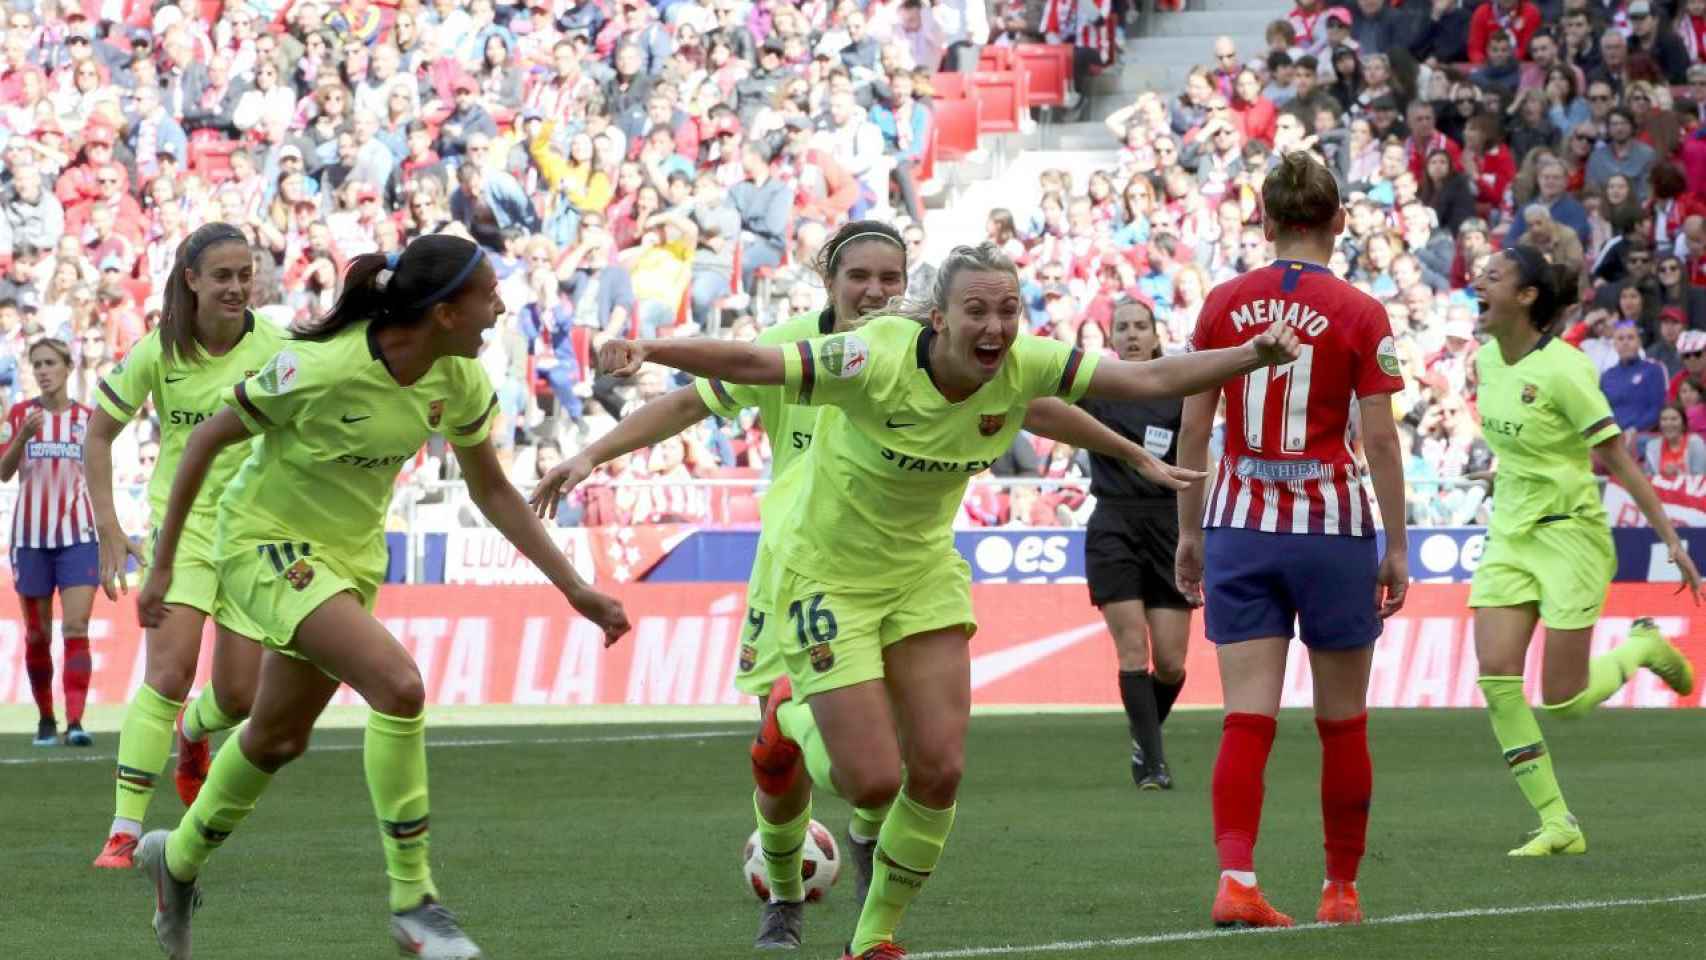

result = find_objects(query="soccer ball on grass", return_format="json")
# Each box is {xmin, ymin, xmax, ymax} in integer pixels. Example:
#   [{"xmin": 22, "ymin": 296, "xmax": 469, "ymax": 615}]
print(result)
[{"xmin": 742, "ymin": 819, "xmax": 841, "ymax": 902}]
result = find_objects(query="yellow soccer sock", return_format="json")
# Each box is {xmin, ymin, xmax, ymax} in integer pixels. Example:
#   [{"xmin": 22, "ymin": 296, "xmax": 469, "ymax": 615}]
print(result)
[
  {"xmin": 165, "ymin": 736, "xmax": 273, "ymax": 881},
  {"xmin": 850, "ymin": 792, "xmax": 956, "ymax": 953},
  {"xmin": 1480, "ymin": 676, "xmax": 1571, "ymax": 825},
  {"xmin": 366, "ymin": 710, "xmax": 439, "ymax": 913},
  {"xmin": 113, "ymin": 684, "xmax": 183, "ymax": 826},
  {"xmin": 849, "ymin": 799, "xmax": 893, "ymax": 844},
  {"xmin": 182, "ymin": 685, "xmax": 244, "ymax": 742},
  {"xmin": 754, "ymin": 792, "xmax": 811, "ymax": 903}
]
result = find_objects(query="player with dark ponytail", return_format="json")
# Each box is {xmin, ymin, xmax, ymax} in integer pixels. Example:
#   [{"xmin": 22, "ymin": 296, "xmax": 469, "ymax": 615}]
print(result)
[
  {"xmin": 1469, "ymin": 246, "xmax": 1700, "ymax": 857},
  {"xmin": 129, "ymin": 232, "xmax": 630, "ymax": 960}
]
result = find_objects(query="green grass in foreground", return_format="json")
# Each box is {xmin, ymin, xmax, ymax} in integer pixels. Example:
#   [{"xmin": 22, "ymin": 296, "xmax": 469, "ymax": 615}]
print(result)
[{"xmin": 3, "ymin": 709, "xmax": 1702, "ymax": 959}]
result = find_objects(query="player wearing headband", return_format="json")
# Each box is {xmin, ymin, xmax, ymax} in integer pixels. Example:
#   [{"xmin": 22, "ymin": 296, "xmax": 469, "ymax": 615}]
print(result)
[
  {"xmin": 1469, "ymin": 245, "xmax": 1699, "ymax": 857},
  {"xmin": 129, "ymin": 234, "xmax": 630, "ymax": 960},
  {"xmin": 89, "ymin": 223, "xmax": 284, "ymax": 870}
]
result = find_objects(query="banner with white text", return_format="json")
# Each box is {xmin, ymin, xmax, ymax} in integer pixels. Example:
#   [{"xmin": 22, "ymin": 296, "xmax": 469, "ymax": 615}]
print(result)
[{"xmin": 2, "ymin": 584, "xmax": 1699, "ymax": 710}]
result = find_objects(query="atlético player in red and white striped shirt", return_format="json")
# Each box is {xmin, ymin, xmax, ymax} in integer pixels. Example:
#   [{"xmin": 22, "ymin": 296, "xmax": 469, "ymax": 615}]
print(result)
[
  {"xmin": 1175, "ymin": 153, "xmax": 1409, "ymax": 931},
  {"xmin": 0, "ymin": 338, "xmax": 99, "ymax": 748}
]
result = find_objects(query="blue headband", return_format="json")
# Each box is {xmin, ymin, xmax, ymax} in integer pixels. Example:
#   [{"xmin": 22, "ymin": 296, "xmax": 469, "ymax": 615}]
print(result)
[
  {"xmin": 406, "ymin": 246, "xmax": 486, "ymax": 310},
  {"xmin": 385, "ymin": 251, "xmax": 402, "ymax": 270}
]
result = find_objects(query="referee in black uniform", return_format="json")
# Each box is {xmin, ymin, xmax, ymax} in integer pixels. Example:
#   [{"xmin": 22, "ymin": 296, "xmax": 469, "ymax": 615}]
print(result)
[{"xmin": 1080, "ymin": 299, "xmax": 1194, "ymax": 791}]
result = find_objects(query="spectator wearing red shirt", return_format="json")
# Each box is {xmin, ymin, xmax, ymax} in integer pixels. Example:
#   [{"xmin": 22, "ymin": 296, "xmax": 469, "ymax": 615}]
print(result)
[
  {"xmin": 1403, "ymin": 101, "xmax": 1461, "ymax": 181},
  {"xmin": 1230, "ymin": 69, "xmax": 1276, "ymax": 147},
  {"xmin": 64, "ymin": 163, "xmax": 146, "ymax": 247},
  {"xmin": 1460, "ymin": 114, "xmax": 1516, "ymax": 215},
  {"xmin": 1468, "ymin": 0, "xmax": 1541, "ymax": 63}
]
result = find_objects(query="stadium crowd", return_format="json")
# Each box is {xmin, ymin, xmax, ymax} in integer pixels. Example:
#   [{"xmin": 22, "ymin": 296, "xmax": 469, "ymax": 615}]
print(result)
[{"xmin": 0, "ymin": 0, "xmax": 1700, "ymax": 534}]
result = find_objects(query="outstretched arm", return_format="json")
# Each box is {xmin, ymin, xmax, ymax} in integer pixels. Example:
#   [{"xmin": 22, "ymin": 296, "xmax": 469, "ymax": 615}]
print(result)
[
  {"xmin": 530, "ymin": 386, "xmax": 714, "ymax": 518},
  {"xmin": 457, "ymin": 437, "xmax": 632, "ymax": 643},
  {"xmin": 599, "ymin": 337, "xmax": 785, "ymax": 386},
  {"xmin": 1021, "ymin": 397, "xmax": 1204, "ymax": 491},
  {"xmin": 1084, "ymin": 326, "xmax": 1300, "ymax": 403}
]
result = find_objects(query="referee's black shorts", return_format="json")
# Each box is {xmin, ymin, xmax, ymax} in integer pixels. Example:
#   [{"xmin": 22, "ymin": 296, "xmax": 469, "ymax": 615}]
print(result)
[{"xmin": 1084, "ymin": 501, "xmax": 1191, "ymax": 610}]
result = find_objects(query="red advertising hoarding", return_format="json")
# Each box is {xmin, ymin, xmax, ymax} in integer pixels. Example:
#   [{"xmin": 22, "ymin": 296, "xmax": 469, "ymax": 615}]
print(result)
[{"xmin": 1, "ymin": 584, "xmax": 1699, "ymax": 709}]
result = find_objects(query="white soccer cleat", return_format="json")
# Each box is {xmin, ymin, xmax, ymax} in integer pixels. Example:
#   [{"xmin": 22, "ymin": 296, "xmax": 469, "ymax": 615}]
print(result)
[
  {"xmin": 391, "ymin": 898, "xmax": 483, "ymax": 959},
  {"xmin": 136, "ymin": 830, "xmax": 201, "ymax": 959}
]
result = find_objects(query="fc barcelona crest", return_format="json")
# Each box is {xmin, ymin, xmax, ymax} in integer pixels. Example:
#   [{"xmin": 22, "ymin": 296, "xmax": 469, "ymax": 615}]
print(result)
[
  {"xmin": 978, "ymin": 413, "xmax": 1006, "ymax": 436},
  {"xmin": 808, "ymin": 642, "xmax": 835, "ymax": 673},
  {"xmin": 738, "ymin": 644, "xmax": 757, "ymax": 672},
  {"xmin": 428, "ymin": 399, "xmax": 445, "ymax": 428},
  {"xmin": 284, "ymin": 559, "xmax": 315, "ymax": 591},
  {"xmin": 1521, "ymin": 383, "xmax": 1538, "ymax": 405}
]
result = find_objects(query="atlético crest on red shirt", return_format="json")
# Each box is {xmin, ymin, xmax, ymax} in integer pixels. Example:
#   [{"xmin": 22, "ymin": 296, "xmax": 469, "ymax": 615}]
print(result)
[{"xmin": 978, "ymin": 414, "xmax": 1006, "ymax": 436}]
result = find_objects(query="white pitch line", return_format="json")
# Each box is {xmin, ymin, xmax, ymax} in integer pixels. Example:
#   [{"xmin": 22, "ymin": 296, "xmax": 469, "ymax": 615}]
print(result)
[
  {"xmin": 909, "ymin": 892, "xmax": 1706, "ymax": 959},
  {"xmin": 0, "ymin": 728, "xmax": 749, "ymax": 766}
]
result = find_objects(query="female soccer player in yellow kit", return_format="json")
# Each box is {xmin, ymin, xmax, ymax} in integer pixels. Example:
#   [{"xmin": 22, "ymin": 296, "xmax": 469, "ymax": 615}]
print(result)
[
  {"xmin": 1469, "ymin": 246, "xmax": 1699, "ymax": 856},
  {"xmin": 599, "ymin": 242, "xmax": 1298, "ymax": 959},
  {"xmin": 132, "ymin": 234, "xmax": 630, "ymax": 960},
  {"xmin": 87, "ymin": 223, "xmax": 283, "ymax": 869},
  {"xmin": 533, "ymin": 222, "xmax": 1204, "ymax": 950}
]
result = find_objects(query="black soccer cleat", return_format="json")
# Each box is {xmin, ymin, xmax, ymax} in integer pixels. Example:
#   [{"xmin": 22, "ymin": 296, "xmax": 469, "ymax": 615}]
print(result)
[{"xmin": 1137, "ymin": 760, "xmax": 1173, "ymax": 791}]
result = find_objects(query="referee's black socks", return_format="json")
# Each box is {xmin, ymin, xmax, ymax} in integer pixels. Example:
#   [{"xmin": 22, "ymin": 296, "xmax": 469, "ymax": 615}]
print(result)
[
  {"xmin": 1118, "ymin": 670, "xmax": 1164, "ymax": 771},
  {"xmin": 1154, "ymin": 673, "xmax": 1185, "ymax": 725}
]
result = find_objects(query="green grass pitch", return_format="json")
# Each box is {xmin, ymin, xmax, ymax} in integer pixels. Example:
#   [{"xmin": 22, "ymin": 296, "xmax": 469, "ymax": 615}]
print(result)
[{"xmin": 4, "ymin": 709, "xmax": 1702, "ymax": 959}]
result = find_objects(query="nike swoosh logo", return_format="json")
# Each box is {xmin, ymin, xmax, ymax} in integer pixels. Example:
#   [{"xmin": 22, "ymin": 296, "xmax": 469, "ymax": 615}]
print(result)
[
  {"xmin": 969, "ymin": 623, "xmax": 1105, "ymax": 691},
  {"xmin": 164, "ymin": 376, "xmax": 187, "ymax": 383},
  {"xmin": 885, "ymin": 417, "xmax": 918, "ymax": 429},
  {"xmin": 341, "ymin": 414, "xmax": 371, "ymax": 424}
]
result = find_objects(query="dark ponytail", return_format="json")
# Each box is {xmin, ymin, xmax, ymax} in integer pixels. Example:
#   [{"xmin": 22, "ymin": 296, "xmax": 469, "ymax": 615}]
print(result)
[
  {"xmin": 1507, "ymin": 246, "xmax": 1581, "ymax": 331},
  {"xmin": 160, "ymin": 222, "xmax": 250, "ymax": 365},
  {"xmin": 294, "ymin": 233, "xmax": 485, "ymax": 341}
]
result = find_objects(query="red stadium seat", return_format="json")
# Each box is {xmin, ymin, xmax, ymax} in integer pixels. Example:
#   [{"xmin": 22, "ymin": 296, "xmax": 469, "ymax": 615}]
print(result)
[
  {"xmin": 916, "ymin": 124, "xmax": 937, "ymax": 184},
  {"xmin": 971, "ymin": 71, "xmax": 1026, "ymax": 136},
  {"xmin": 933, "ymin": 98, "xmax": 980, "ymax": 161},
  {"xmin": 927, "ymin": 72, "xmax": 969, "ymax": 100},
  {"xmin": 977, "ymin": 46, "xmax": 1014, "ymax": 72},
  {"xmin": 1014, "ymin": 44, "xmax": 1068, "ymax": 108}
]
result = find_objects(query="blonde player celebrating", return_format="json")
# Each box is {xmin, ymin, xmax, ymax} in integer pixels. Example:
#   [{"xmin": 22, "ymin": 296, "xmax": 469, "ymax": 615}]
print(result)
[
  {"xmin": 533, "ymin": 221, "xmax": 1200, "ymax": 950},
  {"xmin": 598, "ymin": 242, "xmax": 1297, "ymax": 960},
  {"xmin": 88, "ymin": 223, "xmax": 283, "ymax": 870},
  {"xmin": 1469, "ymin": 246, "xmax": 1700, "ymax": 857},
  {"xmin": 131, "ymin": 234, "xmax": 630, "ymax": 960}
]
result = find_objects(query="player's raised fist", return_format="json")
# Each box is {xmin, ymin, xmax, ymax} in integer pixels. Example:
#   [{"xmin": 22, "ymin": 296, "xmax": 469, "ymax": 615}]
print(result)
[
  {"xmin": 598, "ymin": 339, "xmax": 648, "ymax": 378},
  {"xmin": 1251, "ymin": 324, "xmax": 1302, "ymax": 366}
]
